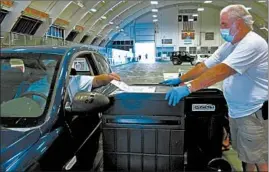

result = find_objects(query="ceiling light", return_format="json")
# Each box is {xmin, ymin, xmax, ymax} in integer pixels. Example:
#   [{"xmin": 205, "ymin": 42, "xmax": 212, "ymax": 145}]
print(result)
[
  {"xmin": 150, "ymin": 1, "xmax": 158, "ymax": 5},
  {"xmin": 90, "ymin": 8, "xmax": 97, "ymax": 12},
  {"xmin": 152, "ymin": 14, "xmax": 157, "ymax": 18},
  {"xmin": 246, "ymin": 7, "xmax": 252, "ymax": 10},
  {"xmin": 77, "ymin": 1, "xmax": 84, "ymax": 8},
  {"xmin": 101, "ymin": 16, "xmax": 107, "ymax": 19},
  {"xmin": 116, "ymin": 26, "xmax": 119, "ymax": 29},
  {"xmin": 197, "ymin": 8, "xmax": 204, "ymax": 11},
  {"xmin": 120, "ymin": 29, "xmax": 124, "ymax": 32},
  {"xmin": 260, "ymin": 26, "xmax": 268, "ymax": 31},
  {"xmin": 152, "ymin": 9, "xmax": 158, "ymax": 12},
  {"xmin": 192, "ymin": 14, "xmax": 198, "ymax": 17},
  {"xmin": 109, "ymin": 21, "xmax": 114, "ymax": 24},
  {"xmin": 258, "ymin": 0, "xmax": 266, "ymax": 2},
  {"xmin": 153, "ymin": 19, "xmax": 158, "ymax": 22},
  {"xmin": 204, "ymin": 1, "xmax": 212, "ymax": 3},
  {"xmin": 188, "ymin": 19, "xmax": 194, "ymax": 21},
  {"xmin": 102, "ymin": 1, "xmax": 105, "ymax": 3}
]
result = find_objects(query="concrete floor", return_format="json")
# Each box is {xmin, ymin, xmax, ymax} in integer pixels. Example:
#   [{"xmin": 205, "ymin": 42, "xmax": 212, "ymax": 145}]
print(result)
[{"xmin": 112, "ymin": 61, "xmax": 243, "ymax": 171}]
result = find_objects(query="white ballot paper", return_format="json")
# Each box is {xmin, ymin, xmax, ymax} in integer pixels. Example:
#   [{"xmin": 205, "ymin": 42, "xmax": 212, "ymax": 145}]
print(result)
[
  {"xmin": 111, "ymin": 80, "xmax": 156, "ymax": 93},
  {"xmin": 163, "ymin": 73, "xmax": 179, "ymax": 80}
]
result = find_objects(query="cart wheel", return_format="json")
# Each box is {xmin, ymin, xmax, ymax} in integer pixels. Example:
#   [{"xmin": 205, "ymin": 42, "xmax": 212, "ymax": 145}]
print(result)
[{"xmin": 207, "ymin": 158, "xmax": 232, "ymax": 172}]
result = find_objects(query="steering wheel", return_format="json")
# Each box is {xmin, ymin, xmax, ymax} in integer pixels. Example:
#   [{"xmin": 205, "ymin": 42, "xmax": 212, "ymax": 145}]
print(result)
[{"xmin": 19, "ymin": 91, "xmax": 47, "ymax": 100}]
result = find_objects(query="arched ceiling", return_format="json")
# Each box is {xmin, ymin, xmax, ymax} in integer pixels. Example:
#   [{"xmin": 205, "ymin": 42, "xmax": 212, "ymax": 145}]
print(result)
[
  {"xmin": 100, "ymin": 0, "xmax": 268, "ymax": 44},
  {"xmin": 6, "ymin": 0, "xmax": 268, "ymax": 45}
]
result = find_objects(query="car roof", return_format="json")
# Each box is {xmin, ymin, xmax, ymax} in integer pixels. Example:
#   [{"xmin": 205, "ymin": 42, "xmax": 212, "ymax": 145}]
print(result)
[{"xmin": 0, "ymin": 45, "xmax": 98, "ymax": 56}]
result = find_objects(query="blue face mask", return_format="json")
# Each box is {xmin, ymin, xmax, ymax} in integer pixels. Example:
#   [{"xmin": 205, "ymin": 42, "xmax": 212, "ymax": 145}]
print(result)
[{"xmin": 220, "ymin": 23, "xmax": 238, "ymax": 42}]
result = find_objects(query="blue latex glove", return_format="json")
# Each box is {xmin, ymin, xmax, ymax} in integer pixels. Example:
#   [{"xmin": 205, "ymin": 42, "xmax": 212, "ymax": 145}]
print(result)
[
  {"xmin": 160, "ymin": 78, "xmax": 182, "ymax": 85},
  {"xmin": 165, "ymin": 85, "xmax": 190, "ymax": 106}
]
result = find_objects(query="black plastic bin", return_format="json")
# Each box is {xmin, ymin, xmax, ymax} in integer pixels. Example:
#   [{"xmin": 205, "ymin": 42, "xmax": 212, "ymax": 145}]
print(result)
[
  {"xmin": 102, "ymin": 85, "xmax": 185, "ymax": 172},
  {"xmin": 184, "ymin": 89, "xmax": 227, "ymax": 171},
  {"xmin": 102, "ymin": 86, "xmax": 228, "ymax": 172}
]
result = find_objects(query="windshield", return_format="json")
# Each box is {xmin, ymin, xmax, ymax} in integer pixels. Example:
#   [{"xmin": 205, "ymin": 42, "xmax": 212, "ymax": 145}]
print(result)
[{"xmin": 0, "ymin": 53, "xmax": 61, "ymax": 127}]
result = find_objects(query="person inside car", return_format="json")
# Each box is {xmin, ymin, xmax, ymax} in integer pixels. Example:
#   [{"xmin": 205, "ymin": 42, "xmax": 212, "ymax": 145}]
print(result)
[
  {"xmin": 67, "ymin": 68, "xmax": 120, "ymax": 102},
  {"xmin": 16, "ymin": 60, "xmax": 121, "ymax": 107}
]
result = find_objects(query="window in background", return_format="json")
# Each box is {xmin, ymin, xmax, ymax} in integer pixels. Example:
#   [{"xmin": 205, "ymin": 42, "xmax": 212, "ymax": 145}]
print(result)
[
  {"xmin": 11, "ymin": 16, "xmax": 42, "ymax": 35},
  {"xmin": 46, "ymin": 25, "xmax": 64, "ymax": 39},
  {"xmin": 162, "ymin": 39, "xmax": 173, "ymax": 44},
  {"xmin": 179, "ymin": 47, "xmax": 187, "ymax": 52},
  {"xmin": 205, "ymin": 32, "xmax": 214, "ymax": 40},
  {"xmin": 66, "ymin": 31, "xmax": 79, "ymax": 41},
  {"xmin": 210, "ymin": 46, "xmax": 218, "ymax": 54},
  {"xmin": 200, "ymin": 47, "xmax": 209, "ymax": 54},
  {"xmin": 189, "ymin": 47, "xmax": 197, "ymax": 54}
]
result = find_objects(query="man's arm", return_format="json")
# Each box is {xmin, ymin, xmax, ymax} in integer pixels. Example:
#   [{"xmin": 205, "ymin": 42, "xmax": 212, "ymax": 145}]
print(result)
[
  {"xmin": 92, "ymin": 73, "xmax": 121, "ymax": 88},
  {"xmin": 189, "ymin": 63, "xmax": 236, "ymax": 92},
  {"xmin": 179, "ymin": 62, "xmax": 209, "ymax": 82}
]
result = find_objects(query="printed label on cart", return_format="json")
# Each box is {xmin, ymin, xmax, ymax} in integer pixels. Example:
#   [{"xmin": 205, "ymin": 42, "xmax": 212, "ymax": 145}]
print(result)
[{"xmin": 192, "ymin": 104, "xmax": 216, "ymax": 111}]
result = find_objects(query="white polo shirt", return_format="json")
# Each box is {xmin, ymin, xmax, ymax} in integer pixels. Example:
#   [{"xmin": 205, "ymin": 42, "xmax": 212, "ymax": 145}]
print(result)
[
  {"xmin": 204, "ymin": 31, "xmax": 268, "ymax": 118},
  {"xmin": 67, "ymin": 75, "xmax": 94, "ymax": 102}
]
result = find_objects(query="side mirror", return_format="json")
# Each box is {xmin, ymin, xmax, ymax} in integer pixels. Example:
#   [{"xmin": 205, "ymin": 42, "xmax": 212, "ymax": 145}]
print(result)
[{"xmin": 65, "ymin": 92, "xmax": 110, "ymax": 113}]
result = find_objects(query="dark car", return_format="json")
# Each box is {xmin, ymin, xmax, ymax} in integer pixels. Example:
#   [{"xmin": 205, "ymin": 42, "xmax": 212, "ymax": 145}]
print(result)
[
  {"xmin": 170, "ymin": 51, "xmax": 196, "ymax": 65},
  {"xmin": 0, "ymin": 46, "xmax": 117, "ymax": 171}
]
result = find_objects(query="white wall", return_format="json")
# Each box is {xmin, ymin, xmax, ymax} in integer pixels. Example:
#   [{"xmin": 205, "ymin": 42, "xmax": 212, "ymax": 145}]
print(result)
[
  {"xmin": 111, "ymin": 6, "xmax": 227, "ymax": 53},
  {"xmin": 155, "ymin": 6, "xmax": 179, "ymax": 50},
  {"xmin": 137, "ymin": 6, "xmax": 225, "ymax": 51}
]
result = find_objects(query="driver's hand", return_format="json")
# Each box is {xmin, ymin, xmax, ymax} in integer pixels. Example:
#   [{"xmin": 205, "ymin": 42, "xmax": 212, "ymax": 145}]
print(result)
[
  {"xmin": 93, "ymin": 73, "xmax": 121, "ymax": 87},
  {"xmin": 109, "ymin": 72, "xmax": 121, "ymax": 81}
]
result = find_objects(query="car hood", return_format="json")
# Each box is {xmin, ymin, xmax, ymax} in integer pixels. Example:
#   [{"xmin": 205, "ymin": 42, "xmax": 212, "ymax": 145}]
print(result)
[{"xmin": 0, "ymin": 128, "xmax": 41, "ymax": 170}]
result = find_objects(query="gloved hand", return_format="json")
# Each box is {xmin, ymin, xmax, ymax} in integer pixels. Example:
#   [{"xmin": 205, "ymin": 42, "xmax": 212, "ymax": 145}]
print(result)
[
  {"xmin": 165, "ymin": 85, "xmax": 190, "ymax": 106},
  {"xmin": 160, "ymin": 78, "xmax": 182, "ymax": 86}
]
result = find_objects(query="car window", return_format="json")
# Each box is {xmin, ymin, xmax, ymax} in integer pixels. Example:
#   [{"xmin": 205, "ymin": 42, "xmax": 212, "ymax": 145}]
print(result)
[
  {"xmin": 93, "ymin": 53, "xmax": 112, "ymax": 74},
  {"xmin": 0, "ymin": 54, "xmax": 61, "ymax": 121}
]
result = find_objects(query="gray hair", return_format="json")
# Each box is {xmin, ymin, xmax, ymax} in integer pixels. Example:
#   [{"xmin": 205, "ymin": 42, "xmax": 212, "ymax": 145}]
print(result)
[{"xmin": 220, "ymin": 4, "xmax": 254, "ymax": 30}]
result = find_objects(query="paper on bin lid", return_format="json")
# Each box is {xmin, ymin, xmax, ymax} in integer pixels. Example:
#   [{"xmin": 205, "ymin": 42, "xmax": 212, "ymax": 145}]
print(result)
[{"xmin": 110, "ymin": 80, "xmax": 156, "ymax": 93}]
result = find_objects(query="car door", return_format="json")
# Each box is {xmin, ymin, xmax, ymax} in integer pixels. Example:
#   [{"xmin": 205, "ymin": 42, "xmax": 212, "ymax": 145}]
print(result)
[{"xmin": 63, "ymin": 53, "xmax": 102, "ymax": 171}]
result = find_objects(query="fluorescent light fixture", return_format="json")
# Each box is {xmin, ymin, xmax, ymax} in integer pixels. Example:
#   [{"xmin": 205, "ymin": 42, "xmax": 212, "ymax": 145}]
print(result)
[
  {"xmin": 150, "ymin": 1, "xmax": 158, "ymax": 5},
  {"xmin": 192, "ymin": 14, "xmax": 198, "ymax": 17},
  {"xmin": 152, "ymin": 9, "xmax": 158, "ymax": 12},
  {"xmin": 90, "ymin": 8, "xmax": 97, "ymax": 12},
  {"xmin": 153, "ymin": 19, "xmax": 158, "ymax": 22},
  {"xmin": 152, "ymin": 14, "xmax": 157, "ymax": 18},
  {"xmin": 188, "ymin": 18, "xmax": 194, "ymax": 21},
  {"xmin": 101, "ymin": 16, "xmax": 107, "ymax": 19},
  {"xmin": 260, "ymin": 26, "xmax": 268, "ymax": 31},
  {"xmin": 204, "ymin": 1, "xmax": 212, "ymax": 3},
  {"xmin": 109, "ymin": 21, "xmax": 114, "ymax": 24},
  {"xmin": 258, "ymin": 0, "xmax": 266, "ymax": 2},
  {"xmin": 197, "ymin": 8, "xmax": 204, "ymax": 11},
  {"xmin": 0, "ymin": 37, "xmax": 4, "ymax": 39},
  {"xmin": 77, "ymin": 1, "xmax": 84, "ymax": 8},
  {"xmin": 246, "ymin": 7, "xmax": 252, "ymax": 10}
]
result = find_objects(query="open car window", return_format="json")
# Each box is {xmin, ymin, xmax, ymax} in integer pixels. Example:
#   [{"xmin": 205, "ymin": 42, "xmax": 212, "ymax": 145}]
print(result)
[{"xmin": 0, "ymin": 53, "xmax": 61, "ymax": 127}]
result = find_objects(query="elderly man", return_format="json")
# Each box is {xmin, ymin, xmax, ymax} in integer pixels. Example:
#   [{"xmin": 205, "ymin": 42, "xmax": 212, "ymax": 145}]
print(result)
[{"xmin": 161, "ymin": 4, "xmax": 268, "ymax": 172}]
